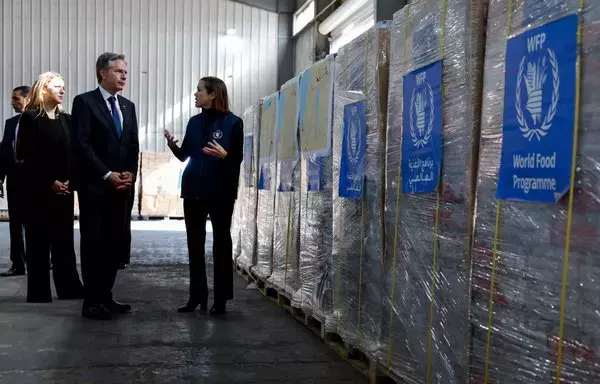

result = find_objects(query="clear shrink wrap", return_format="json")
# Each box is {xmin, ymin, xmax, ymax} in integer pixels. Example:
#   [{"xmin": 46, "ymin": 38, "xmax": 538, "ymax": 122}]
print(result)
[
  {"xmin": 139, "ymin": 152, "xmax": 185, "ymax": 217},
  {"xmin": 379, "ymin": 0, "xmax": 487, "ymax": 382},
  {"xmin": 233, "ymin": 103, "xmax": 261, "ymax": 270},
  {"xmin": 470, "ymin": 1, "xmax": 600, "ymax": 383},
  {"xmin": 324, "ymin": 22, "xmax": 390, "ymax": 359},
  {"xmin": 253, "ymin": 92, "xmax": 279, "ymax": 280},
  {"xmin": 292, "ymin": 55, "xmax": 336, "ymax": 319},
  {"xmin": 269, "ymin": 77, "xmax": 302, "ymax": 296}
]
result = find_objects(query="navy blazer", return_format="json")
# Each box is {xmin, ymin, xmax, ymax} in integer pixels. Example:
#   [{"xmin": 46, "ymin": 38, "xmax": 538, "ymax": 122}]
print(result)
[
  {"xmin": 170, "ymin": 109, "xmax": 243, "ymax": 201},
  {"xmin": 71, "ymin": 88, "xmax": 139, "ymax": 196},
  {"xmin": 0, "ymin": 115, "xmax": 20, "ymax": 182}
]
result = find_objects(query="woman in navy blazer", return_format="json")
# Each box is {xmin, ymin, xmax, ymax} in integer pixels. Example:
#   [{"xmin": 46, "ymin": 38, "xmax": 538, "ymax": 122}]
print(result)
[{"xmin": 165, "ymin": 77, "xmax": 243, "ymax": 315}]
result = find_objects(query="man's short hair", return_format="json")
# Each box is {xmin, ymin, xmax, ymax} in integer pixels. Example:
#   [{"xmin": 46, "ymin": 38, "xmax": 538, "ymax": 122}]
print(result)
[
  {"xmin": 96, "ymin": 52, "xmax": 126, "ymax": 83},
  {"xmin": 13, "ymin": 86, "xmax": 30, "ymax": 98}
]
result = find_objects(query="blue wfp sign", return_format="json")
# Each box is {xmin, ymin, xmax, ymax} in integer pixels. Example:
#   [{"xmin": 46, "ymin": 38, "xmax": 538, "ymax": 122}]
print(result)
[
  {"xmin": 401, "ymin": 60, "xmax": 443, "ymax": 194},
  {"xmin": 339, "ymin": 100, "xmax": 367, "ymax": 199},
  {"xmin": 496, "ymin": 14, "xmax": 578, "ymax": 203}
]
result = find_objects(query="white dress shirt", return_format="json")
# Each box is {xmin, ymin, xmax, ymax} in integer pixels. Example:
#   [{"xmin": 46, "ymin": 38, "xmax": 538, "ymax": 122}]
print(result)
[{"xmin": 98, "ymin": 86, "xmax": 123, "ymax": 180}]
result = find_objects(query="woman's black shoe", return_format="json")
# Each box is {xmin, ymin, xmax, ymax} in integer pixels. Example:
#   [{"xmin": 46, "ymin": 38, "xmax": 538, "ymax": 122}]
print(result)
[
  {"xmin": 177, "ymin": 302, "xmax": 207, "ymax": 313},
  {"xmin": 210, "ymin": 302, "xmax": 226, "ymax": 316}
]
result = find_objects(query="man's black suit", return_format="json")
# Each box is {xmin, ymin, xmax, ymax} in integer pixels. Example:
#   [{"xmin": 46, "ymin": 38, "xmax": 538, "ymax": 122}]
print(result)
[
  {"xmin": 71, "ymin": 88, "xmax": 139, "ymax": 306},
  {"xmin": 0, "ymin": 115, "xmax": 26, "ymax": 273}
]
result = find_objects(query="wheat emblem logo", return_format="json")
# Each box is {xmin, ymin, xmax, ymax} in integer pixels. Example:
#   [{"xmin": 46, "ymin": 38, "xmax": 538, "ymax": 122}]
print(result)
[
  {"xmin": 516, "ymin": 48, "xmax": 560, "ymax": 141},
  {"xmin": 409, "ymin": 83, "xmax": 434, "ymax": 148},
  {"xmin": 346, "ymin": 106, "xmax": 362, "ymax": 165}
]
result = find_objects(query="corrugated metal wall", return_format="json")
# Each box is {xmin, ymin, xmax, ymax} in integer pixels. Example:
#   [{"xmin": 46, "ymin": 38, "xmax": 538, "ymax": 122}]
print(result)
[
  {"xmin": 0, "ymin": 0, "xmax": 279, "ymax": 152},
  {"xmin": 294, "ymin": 24, "xmax": 315, "ymax": 76}
]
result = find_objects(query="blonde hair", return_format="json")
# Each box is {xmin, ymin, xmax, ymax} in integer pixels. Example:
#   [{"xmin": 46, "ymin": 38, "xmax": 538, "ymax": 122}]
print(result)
[{"xmin": 26, "ymin": 72, "xmax": 65, "ymax": 116}]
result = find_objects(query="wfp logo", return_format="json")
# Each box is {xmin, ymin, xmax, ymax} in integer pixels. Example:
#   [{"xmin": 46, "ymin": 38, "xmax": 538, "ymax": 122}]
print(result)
[
  {"xmin": 516, "ymin": 33, "xmax": 559, "ymax": 141},
  {"xmin": 346, "ymin": 106, "xmax": 362, "ymax": 165},
  {"xmin": 409, "ymin": 71, "xmax": 434, "ymax": 149}
]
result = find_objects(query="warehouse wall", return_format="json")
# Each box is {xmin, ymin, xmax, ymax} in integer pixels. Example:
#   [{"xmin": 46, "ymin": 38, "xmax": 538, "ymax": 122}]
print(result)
[
  {"xmin": 0, "ymin": 0, "xmax": 279, "ymax": 152},
  {"xmin": 294, "ymin": 24, "xmax": 315, "ymax": 76}
]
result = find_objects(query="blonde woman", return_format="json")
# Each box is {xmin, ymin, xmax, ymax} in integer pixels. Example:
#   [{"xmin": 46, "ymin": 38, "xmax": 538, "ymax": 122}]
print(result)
[{"xmin": 17, "ymin": 72, "xmax": 83, "ymax": 303}]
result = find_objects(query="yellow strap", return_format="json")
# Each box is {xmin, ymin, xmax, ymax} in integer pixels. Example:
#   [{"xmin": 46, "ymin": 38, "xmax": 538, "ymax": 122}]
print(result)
[
  {"xmin": 387, "ymin": 5, "xmax": 411, "ymax": 375},
  {"xmin": 336, "ymin": 47, "xmax": 350, "ymax": 334},
  {"xmin": 482, "ymin": 1, "xmax": 513, "ymax": 381},
  {"xmin": 483, "ymin": 201, "xmax": 502, "ymax": 383},
  {"xmin": 283, "ymin": 197, "xmax": 293, "ymax": 292},
  {"xmin": 425, "ymin": 0, "xmax": 448, "ymax": 382},
  {"xmin": 555, "ymin": 1, "xmax": 585, "ymax": 382}
]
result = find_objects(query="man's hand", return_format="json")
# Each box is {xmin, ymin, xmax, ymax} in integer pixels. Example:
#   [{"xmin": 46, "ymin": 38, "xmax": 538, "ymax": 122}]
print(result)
[
  {"xmin": 51, "ymin": 180, "xmax": 70, "ymax": 195},
  {"xmin": 121, "ymin": 172, "xmax": 134, "ymax": 183},
  {"xmin": 108, "ymin": 172, "xmax": 132, "ymax": 191},
  {"xmin": 203, "ymin": 140, "xmax": 227, "ymax": 159}
]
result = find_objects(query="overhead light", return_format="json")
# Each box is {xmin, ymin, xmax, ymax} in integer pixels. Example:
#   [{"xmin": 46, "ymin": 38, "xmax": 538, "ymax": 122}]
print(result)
[
  {"xmin": 226, "ymin": 28, "xmax": 236, "ymax": 36},
  {"xmin": 318, "ymin": 0, "xmax": 369, "ymax": 36}
]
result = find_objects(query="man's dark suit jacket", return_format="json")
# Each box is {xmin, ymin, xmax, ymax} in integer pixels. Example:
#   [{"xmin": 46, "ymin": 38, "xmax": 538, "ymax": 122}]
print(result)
[
  {"xmin": 71, "ymin": 88, "xmax": 139, "ymax": 194},
  {"xmin": 0, "ymin": 115, "xmax": 20, "ymax": 182}
]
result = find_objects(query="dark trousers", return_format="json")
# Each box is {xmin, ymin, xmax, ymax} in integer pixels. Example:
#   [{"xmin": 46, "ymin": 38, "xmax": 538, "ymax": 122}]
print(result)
[
  {"xmin": 183, "ymin": 199, "xmax": 235, "ymax": 304},
  {"xmin": 79, "ymin": 189, "xmax": 128, "ymax": 305},
  {"xmin": 6, "ymin": 174, "xmax": 26, "ymax": 272},
  {"xmin": 25, "ymin": 192, "xmax": 83, "ymax": 301},
  {"xmin": 121, "ymin": 188, "xmax": 135, "ymax": 265}
]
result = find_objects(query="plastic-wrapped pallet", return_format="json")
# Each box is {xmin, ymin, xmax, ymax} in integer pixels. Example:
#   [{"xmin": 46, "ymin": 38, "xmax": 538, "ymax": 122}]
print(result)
[
  {"xmin": 324, "ymin": 22, "xmax": 390, "ymax": 359},
  {"xmin": 253, "ymin": 93, "xmax": 279, "ymax": 280},
  {"xmin": 139, "ymin": 152, "xmax": 185, "ymax": 217},
  {"xmin": 292, "ymin": 55, "xmax": 336, "ymax": 320},
  {"xmin": 470, "ymin": 1, "xmax": 600, "ymax": 383},
  {"xmin": 269, "ymin": 77, "xmax": 301, "ymax": 296},
  {"xmin": 378, "ymin": 0, "xmax": 487, "ymax": 382},
  {"xmin": 234, "ymin": 103, "xmax": 261, "ymax": 270}
]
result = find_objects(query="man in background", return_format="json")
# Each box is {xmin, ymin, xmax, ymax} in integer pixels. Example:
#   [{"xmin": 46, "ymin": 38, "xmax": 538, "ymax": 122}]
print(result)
[{"xmin": 0, "ymin": 86, "xmax": 30, "ymax": 277}]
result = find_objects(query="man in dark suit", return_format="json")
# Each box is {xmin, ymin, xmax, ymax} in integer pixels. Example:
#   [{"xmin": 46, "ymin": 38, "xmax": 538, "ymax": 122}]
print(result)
[
  {"xmin": 0, "ymin": 86, "xmax": 30, "ymax": 277},
  {"xmin": 71, "ymin": 52, "xmax": 139, "ymax": 320}
]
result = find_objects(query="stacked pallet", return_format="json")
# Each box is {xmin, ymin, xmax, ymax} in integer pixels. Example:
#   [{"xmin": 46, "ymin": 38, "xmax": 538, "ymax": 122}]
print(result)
[
  {"xmin": 254, "ymin": 92, "xmax": 279, "ymax": 280},
  {"xmin": 378, "ymin": 0, "xmax": 487, "ymax": 381},
  {"xmin": 323, "ymin": 21, "xmax": 391, "ymax": 359},
  {"xmin": 293, "ymin": 55, "xmax": 336, "ymax": 321},
  {"xmin": 269, "ymin": 77, "xmax": 302, "ymax": 296},
  {"xmin": 470, "ymin": 1, "xmax": 600, "ymax": 382},
  {"xmin": 233, "ymin": 103, "xmax": 261, "ymax": 271}
]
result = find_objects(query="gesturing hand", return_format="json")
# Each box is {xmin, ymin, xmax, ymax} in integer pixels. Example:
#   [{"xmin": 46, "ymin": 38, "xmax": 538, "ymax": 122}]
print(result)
[
  {"xmin": 164, "ymin": 129, "xmax": 179, "ymax": 148},
  {"xmin": 202, "ymin": 140, "xmax": 227, "ymax": 159},
  {"xmin": 52, "ymin": 180, "xmax": 70, "ymax": 195}
]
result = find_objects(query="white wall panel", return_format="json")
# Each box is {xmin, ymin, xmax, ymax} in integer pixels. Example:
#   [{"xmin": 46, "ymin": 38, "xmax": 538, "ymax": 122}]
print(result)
[
  {"xmin": 294, "ymin": 23, "xmax": 315, "ymax": 76},
  {"xmin": 0, "ymin": 0, "xmax": 279, "ymax": 152}
]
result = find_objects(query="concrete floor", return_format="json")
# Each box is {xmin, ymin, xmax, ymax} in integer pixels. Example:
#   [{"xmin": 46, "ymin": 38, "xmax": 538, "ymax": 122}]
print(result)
[{"xmin": 0, "ymin": 220, "xmax": 366, "ymax": 383}]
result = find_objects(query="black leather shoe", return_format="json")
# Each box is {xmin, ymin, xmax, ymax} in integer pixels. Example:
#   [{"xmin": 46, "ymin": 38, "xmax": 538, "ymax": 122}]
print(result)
[
  {"xmin": 118, "ymin": 263, "xmax": 127, "ymax": 270},
  {"xmin": 177, "ymin": 301, "xmax": 207, "ymax": 313},
  {"xmin": 210, "ymin": 302, "xmax": 226, "ymax": 316},
  {"xmin": 103, "ymin": 300, "xmax": 132, "ymax": 314},
  {"xmin": 1, "ymin": 267, "xmax": 26, "ymax": 277},
  {"xmin": 82, "ymin": 304, "xmax": 112, "ymax": 320}
]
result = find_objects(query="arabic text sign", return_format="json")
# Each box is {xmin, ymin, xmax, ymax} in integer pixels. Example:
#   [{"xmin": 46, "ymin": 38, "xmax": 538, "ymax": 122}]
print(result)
[{"xmin": 401, "ymin": 59, "xmax": 443, "ymax": 194}]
